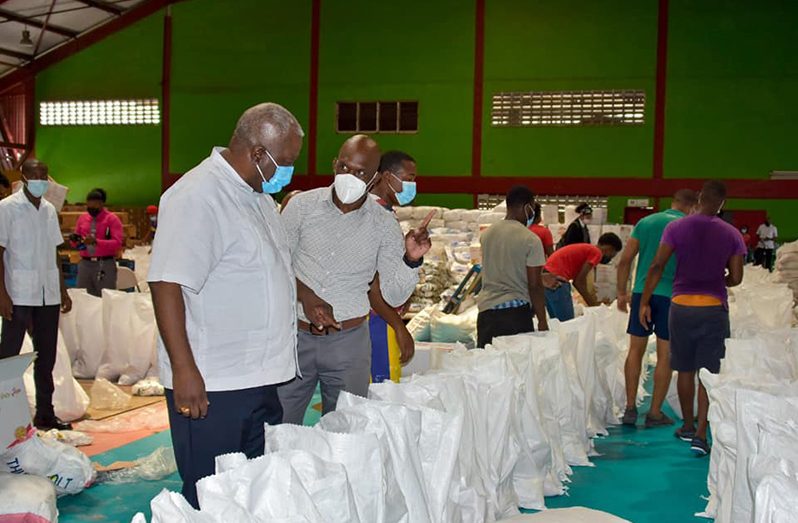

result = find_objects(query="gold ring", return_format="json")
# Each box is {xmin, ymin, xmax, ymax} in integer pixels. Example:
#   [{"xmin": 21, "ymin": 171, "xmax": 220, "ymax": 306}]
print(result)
[{"xmin": 179, "ymin": 407, "xmax": 190, "ymax": 414}]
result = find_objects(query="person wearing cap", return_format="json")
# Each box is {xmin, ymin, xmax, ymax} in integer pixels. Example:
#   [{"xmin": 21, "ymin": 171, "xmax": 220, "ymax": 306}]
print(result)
[
  {"xmin": 73, "ymin": 188, "xmax": 124, "ymax": 297},
  {"xmin": 559, "ymin": 202, "xmax": 593, "ymax": 248}
]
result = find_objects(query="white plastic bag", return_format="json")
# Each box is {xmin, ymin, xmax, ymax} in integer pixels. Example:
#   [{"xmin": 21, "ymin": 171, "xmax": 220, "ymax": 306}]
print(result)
[
  {"xmin": 22, "ymin": 332, "xmax": 89, "ymax": 422},
  {"xmin": 132, "ymin": 377, "xmax": 165, "ymax": 396},
  {"xmin": 0, "ymin": 471, "xmax": 58, "ymax": 523},
  {"xmin": 753, "ymin": 474, "xmax": 798, "ymax": 523},
  {"xmin": 196, "ymin": 450, "xmax": 359, "ymax": 522},
  {"xmin": 320, "ymin": 392, "xmax": 432, "ymax": 523},
  {"xmin": 96, "ymin": 290, "xmax": 158, "ymax": 385},
  {"xmin": 347, "ymin": 390, "xmax": 461, "ymax": 523},
  {"xmin": 264, "ymin": 423, "xmax": 408, "ymax": 523},
  {"xmin": 0, "ymin": 430, "xmax": 95, "ymax": 496},
  {"xmin": 430, "ymin": 307, "xmax": 478, "ymax": 348},
  {"xmin": 61, "ymin": 288, "xmax": 105, "ymax": 378},
  {"xmin": 90, "ymin": 377, "xmax": 131, "ymax": 410}
]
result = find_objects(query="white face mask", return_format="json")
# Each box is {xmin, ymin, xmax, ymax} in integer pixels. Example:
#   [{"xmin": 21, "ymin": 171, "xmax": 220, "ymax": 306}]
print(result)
[{"xmin": 334, "ymin": 172, "xmax": 375, "ymax": 204}]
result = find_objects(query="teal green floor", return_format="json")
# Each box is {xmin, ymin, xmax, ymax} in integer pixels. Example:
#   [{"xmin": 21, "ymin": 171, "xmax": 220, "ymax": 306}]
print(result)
[{"xmin": 59, "ymin": 383, "xmax": 709, "ymax": 523}]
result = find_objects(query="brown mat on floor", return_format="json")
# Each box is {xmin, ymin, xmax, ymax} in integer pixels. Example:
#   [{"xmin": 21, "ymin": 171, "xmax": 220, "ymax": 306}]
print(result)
[{"xmin": 77, "ymin": 379, "xmax": 165, "ymax": 421}]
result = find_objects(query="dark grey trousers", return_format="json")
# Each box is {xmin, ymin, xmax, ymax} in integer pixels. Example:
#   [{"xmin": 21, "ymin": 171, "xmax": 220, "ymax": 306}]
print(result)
[
  {"xmin": 278, "ymin": 321, "xmax": 371, "ymax": 424},
  {"xmin": 76, "ymin": 259, "xmax": 117, "ymax": 297}
]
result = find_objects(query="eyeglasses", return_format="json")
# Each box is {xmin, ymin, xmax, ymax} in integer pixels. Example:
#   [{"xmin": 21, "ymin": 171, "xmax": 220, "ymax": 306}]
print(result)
[{"xmin": 335, "ymin": 159, "xmax": 375, "ymax": 181}]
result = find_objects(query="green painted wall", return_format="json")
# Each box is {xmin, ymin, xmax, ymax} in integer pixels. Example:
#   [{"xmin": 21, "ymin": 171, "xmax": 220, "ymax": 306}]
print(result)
[
  {"xmin": 169, "ymin": 0, "xmax": 311, "ymax": 174},
  {"xmin": 665, "ymin": 0, "xmax": 798, "ymax": 179},
  {"xmin": 35, "ymin": 13, "xmax": 163, "ymax": 206},
  {"xmin": 315, "ymin": 0, "xmax": 474, "ymax": 176},
  {"xmin": 31, "ymin": 0, "xmax": 796, "ymax": 237},
  {"xmin": 482, "ymin": 0, "xmax": 658, "ymax": 178}
]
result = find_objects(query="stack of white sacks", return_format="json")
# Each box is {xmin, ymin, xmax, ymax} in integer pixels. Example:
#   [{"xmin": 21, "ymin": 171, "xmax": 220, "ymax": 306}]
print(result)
[
  {"xmin": 698, "ymin": 265, "xmax": 798, "ymax": 523},
  {"xmin": 135, "ymin": 305, "xmax": 643, "ymax": 523},
  {"xmin": 773, "ymin": 240, "xmax": 798, "ymax": 322}
]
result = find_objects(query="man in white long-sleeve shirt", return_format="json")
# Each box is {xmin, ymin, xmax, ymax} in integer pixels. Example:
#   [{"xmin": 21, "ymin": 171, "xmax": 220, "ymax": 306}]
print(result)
[{"xmin": 278, "ymin": 134, "xmax": 432, "ymax": 422}]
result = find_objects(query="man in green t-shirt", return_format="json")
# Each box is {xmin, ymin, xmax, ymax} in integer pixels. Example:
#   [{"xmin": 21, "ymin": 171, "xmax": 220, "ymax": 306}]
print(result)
[{"xmin": 616, "ymin": 189, "xmax": 697, "ymax": 428}]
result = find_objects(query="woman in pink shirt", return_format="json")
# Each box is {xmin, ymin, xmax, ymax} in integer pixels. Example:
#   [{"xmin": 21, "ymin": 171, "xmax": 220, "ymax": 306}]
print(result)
[{"xmin": 73, "ymin": 188, "xmax": 124, "ymax": 297}]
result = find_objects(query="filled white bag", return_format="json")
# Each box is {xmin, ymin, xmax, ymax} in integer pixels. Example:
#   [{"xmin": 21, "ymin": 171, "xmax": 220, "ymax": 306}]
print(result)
[
  {"xmin": 195, "ymin": 450, "xmax": 357, "ymax": 522},
  {"xmin": 753, "ymin": 473, "xmax": 798, "ymax": 523},
  {"xmin": 393, "ymin": 372, "xmax": 491, "ymax": 523},
  {"xmin": 320, "ymin": 392, "xmax": 432, "ymax": 523},
  {"xmin": 437, "ymin": 350, "xmax": 523, "ymax": 520},
  {"xmin": 486, "ymin": 334, "xmax": 561, "ymax": 504},
  {"xmin": 61, "ymin": 289, "xmax": 105, "ymax": 378},
  {"xmin": 96, "ymin": 290, "xmax": 158, "ymax": 385},
  {"xmin": 21, "ymin": 332, "xmax": 89, "ymax": 422},
  {"xmin": 138, "ymin": 489, "xmax": 218, "ymax": 523},
  {"xmin": 344, "ymin": 391, "xmax": 461, "ymax": 523},
  {"xmin": 729, "ymin": 390, "xmax": 798, "ymax": 523},
  {"xmin": 0, "ymin": 430, "xmax": 95, "ymax": 496},
  {"xmin": 123, "ymin": 246, "xmax": 152, "ymax": 286},
  {"xmin": 264, "ymin": 423, "xmax": 408, "ymax": 523},
  {"xmin": 0, "ymin": 471, "xmax": 58, "ymax": 523}
]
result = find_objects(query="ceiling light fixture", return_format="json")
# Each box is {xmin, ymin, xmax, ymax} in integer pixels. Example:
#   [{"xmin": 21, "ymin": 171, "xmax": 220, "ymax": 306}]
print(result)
[{"xmin": 20, "ymin": 27, "xmax": 34, "ymax": 47}]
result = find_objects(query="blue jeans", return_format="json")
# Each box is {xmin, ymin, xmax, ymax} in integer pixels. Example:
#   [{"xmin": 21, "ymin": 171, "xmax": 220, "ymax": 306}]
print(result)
[{"xmin": 545, "ymin": 282, "xmax": 575, "ymax": 322}]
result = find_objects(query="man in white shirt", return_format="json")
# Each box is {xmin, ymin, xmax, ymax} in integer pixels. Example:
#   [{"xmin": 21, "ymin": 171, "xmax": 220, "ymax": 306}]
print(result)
[
  {"xmin": 0, "ymin": 159, "xmax": 72, "ymax": 431},
  {"xmin": 148, "ymin": 103, "xmax": 302, "ymax": 508},
  {"xmin": 755, "ymin": 218, "xmax": 778, "ymax": 271}
]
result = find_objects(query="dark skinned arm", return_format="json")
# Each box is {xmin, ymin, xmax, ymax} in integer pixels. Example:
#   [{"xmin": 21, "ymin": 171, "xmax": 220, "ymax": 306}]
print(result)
[
  {"xmin": 543, "ymin": 244, "xmax": 554, "ymax": 258},
  {"xmin": 56, "ymin": 248, "xmax": 71, "ymax": 313},
  {"xmin": 615, "ymin": 238, "xmax": 639, "ymax": 312},
  {"xmin": 297, "ymin": 278, "xmax": 340, "ymax": 330},
  {"xmin": 526, "ymin": 265, "xmax": 548, "ymax": 331},
  {"xmin": 725, "ymin": 254, "xmax": 744, "ymax": 288},
  {"xmin": 639, "ymin": 243, "xmax": 674, "ymax": 329},
  {"xmin": 369, "ymin": 273, "xmax": 414, "ymax": 364},
  {"xmin": 150, "ymin": 281, "xmax": 208, "ymax": 420},
  {"xmin": 0, "ymin": 246, "xmax": 11, "ymax": 321},
  {"xmin": 572, "ymin": 262, "xmax": 599, "ymax": 307}
]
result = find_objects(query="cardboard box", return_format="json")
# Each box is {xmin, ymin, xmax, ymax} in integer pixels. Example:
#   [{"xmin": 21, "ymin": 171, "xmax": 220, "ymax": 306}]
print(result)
[{"xmin": 0, "ymin": 353, "xmax": 35, "ymax": 450}]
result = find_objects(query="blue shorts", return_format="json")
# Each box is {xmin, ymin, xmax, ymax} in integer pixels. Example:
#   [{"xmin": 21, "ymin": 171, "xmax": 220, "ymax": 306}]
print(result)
[{"xmin": 627, "ymin": 293, "xmax": 671, "ymax": 340}]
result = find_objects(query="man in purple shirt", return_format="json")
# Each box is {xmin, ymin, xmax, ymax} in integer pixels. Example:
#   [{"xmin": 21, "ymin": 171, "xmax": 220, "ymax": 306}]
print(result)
[{"xmin": 640, "ymin": 180, "xmax": 745, "ymax": 456}]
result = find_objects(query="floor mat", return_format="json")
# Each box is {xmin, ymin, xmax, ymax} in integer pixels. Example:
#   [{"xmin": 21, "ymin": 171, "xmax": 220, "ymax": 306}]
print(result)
[{"xmin": 58, "ymin": 431, "xmax": 180, "ymax": 523}]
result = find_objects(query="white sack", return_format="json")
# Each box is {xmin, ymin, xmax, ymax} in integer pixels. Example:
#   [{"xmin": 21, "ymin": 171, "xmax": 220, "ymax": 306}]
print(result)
[
  {"xmin": 264, "ymin": 423, "xmax": 408, "ymax": 523},
  {"xmin": 195, "ymin": 450, "xmax": 358, "ymax": 522},
  {"xmin": 753, "ymin": 474, "xmax": 798, "ymax": 523},
  {"xmin": 22, "ymin": 332, "xmax": 89, "ymax": 422},
  {"xmin": 0, "ymin": 471, "xmax": 58, "ymax": 523},
  {"xmin": 0, "ymin": 431, "xmax": 95, "ymax": 496},
  {"xmin": 320, "ymin": 392, "xmax": 432, "ymax": 523},
  {"xmin": 346, "ymin": 390, "xmax": 462, "ymax": 523},
  {"xmin": 61, "ymin": 289, "xmax": 105, "ymax": 378},
  {"xmin": 96, "ymin": 290, "xmax": 158, "ymax": 384},
  {"xmin": 430, "ymin": 307, "xmax": 478, "ymax": 348},
  {"xmin": 123, "ymin": 246, "xmax": 152, "ymax": 287}
]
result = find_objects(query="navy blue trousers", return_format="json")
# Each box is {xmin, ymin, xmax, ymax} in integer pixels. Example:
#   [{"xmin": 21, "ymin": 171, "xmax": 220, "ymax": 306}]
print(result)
[{"xmin": 165, "ymin": 385, "xmax": 283, "ymax": 508}]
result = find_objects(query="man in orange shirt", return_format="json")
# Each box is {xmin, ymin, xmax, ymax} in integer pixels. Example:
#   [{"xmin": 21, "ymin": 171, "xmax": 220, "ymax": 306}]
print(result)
[
  {"xmin": 543, "ymin": 233, "xmax": 622, "ymax": 321},
  {"xmin": 528, "ymin": 203, "xmax": 554, "ymax": 258}
]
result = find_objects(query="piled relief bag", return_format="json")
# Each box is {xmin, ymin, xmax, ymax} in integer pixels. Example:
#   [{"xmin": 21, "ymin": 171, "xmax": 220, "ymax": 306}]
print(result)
[
  {"xmin": 698, "ymin": 328, "xmax": 798, "ymax": 522},
  {"xmin": 729, "ymin": 266, "xmax": 794, "ymax": 337},
  {"xmin": 60, "ymin": 288, "xmax": 105, "ymax": 378},
  {"xmin": 95, "ymin": 289, "xmax": 158, "ymax": 385},
  {"xmin": 0, "ymin": 472, "xmax": 58, "ymax": 523},
  {"xmin": 20, "ymin": 332, "xmax": 89, "ymax": 422}
]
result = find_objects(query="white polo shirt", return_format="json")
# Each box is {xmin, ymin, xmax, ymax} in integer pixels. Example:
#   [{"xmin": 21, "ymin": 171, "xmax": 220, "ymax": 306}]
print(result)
[
  {"xmin": 0, "ymin": 190, "xmax": 63, "ymax": 307},
  {"xmin": 148, "ymin": 148, "xmax": 298, "ymax": 391}
]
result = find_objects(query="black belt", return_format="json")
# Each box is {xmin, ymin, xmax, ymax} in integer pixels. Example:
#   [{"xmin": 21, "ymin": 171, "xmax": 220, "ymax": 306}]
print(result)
[{"xmin": 83, "ymin": 256, "xmax": 115, "ymax": 262}]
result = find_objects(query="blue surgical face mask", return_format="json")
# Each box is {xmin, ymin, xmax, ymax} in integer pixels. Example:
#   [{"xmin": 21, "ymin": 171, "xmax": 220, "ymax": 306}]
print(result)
[
  {"xmin": 390, "ymin": 174, "xmax": 417, "ymax": 206},
  {"xmin": 525, "ymin": 205, "xmax": 535, "ymax": 227},
  {"xmin": 24, "ymin": 177, "xmax": 49, "ymax": 198},
  {"xmin": 256, "ymin": 148, "xmax": 294, "ymax": 194}
]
